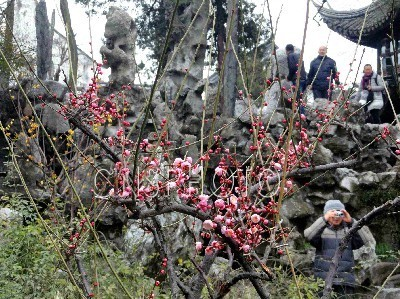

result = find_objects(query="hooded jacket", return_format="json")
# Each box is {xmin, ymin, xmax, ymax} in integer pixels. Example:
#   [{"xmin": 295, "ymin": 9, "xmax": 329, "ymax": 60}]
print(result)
[
  {"xmin": 307, "ymin": 55, "xmax": 337, "ymax": 90},
  {"xmin": 304, "ymin": 217, "xmax": 373, "ymax": 286}
]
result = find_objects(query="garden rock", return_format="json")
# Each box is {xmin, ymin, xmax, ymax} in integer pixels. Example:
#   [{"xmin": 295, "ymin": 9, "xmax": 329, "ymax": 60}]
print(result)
[
  {"xmin": 27, "ymin": 80, "xmax": 68, "ymax": 101},
  {"xmin": 35, "ymin": 102, "xmax": 70, "ymax": 134},
  {"xmin": 368, "ymin": 262, "xmax": 400, "ymax": 286},
  {"xmin": 312, "ymin": 143, "xmax": 334, "ymax": 165},
  {"xmin": 281, "ymin": 194, "xmax": 315, "ymax": 220},
  {"xmin": 0, "ymin": 208, "xmax": 22, "ymax": 225},
  {"xmin": 100, "ymin": 6, "xmax": 137, "ymax": 86}
]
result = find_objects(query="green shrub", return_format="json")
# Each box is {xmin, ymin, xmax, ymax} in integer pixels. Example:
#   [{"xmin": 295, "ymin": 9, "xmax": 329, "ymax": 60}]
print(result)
[
  {"xmin": 264, "ymin": 265, "xmax": 324, "ymax": 298},
  {"xmin": 376, "ymin": 243, "xmax": 400, "ymax": 262},
  {"xmin": 0, "ymin": 222, "xmax": 68, "ymax": 298},
  {"xmin": 357, "ymin": 181, "xmax": 400, "ymax": 206},
  {"xmin": 0, "ymin": 222, "xmax": 169, "ymax": 298}
]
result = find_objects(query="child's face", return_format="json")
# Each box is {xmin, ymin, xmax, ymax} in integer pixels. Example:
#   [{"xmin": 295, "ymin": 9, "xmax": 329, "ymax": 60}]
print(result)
[
  {"xmin": 327, "ymin": 210, "xmax": 344, "ymax": 227},
  {"xmin": 330, "ymin": 215, "xmax": 343, "ymax": 226}
]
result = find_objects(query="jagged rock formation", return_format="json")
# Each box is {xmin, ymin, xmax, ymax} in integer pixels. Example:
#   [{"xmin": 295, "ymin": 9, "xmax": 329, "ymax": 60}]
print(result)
[
  {"xmin": 100, "ymin": 6, "xmax": 137, "ymax": 86},
  {"xmin": 161, "ymin": 0, "xmax": 209, "ymax": 104}
]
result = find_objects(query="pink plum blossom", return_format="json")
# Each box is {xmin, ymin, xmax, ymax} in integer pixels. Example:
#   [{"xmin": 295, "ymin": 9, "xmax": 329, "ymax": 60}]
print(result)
[
  {"xmin": 215, "ymin": 166, "xmax": 226, "ymax": 176},
  {"xmin": 191, "ymin": 164, "xmax": 202, "ymax": 175},
  {"xmin": 242, "ymin": 244, "xmax": 250, "ymax": 253},
  {"xmin": 214, "ymin": 215, "xmax": 224, "ymax": 223},
  {"xmin": 203, "ymin": 220, "xmax": 215, "ymax": 230},
  {"xmin": 214, "ymin": 199, "xmax": 226, "ymax": 210},
  {"xmin": 195, "ymin": 242, "xmax": 203, "ymax": 251},
  {"xmin": 224, "ymin": 228, "xmax": 235, "ymax": 237},
  {"xmin": 251, "ymin": 214, "xmax": 261, "ymax": 224},
  {"xmin": 286, "ymin": 180, "xmax": 293, "ymax": 188},
  {"xmin": 167, "ymin": 182, "xmax": 177, "ymax": 190},
  {"xmin": 198, "ymin": 194, "xmax": 209, "ymax": 202},
  {"xmin": 221, "ymin": 226, "xmax": 227, "ymax": 235},
  {"xmin": 205, "ymin": 246, "xmax": 214, "ymax": 255}
]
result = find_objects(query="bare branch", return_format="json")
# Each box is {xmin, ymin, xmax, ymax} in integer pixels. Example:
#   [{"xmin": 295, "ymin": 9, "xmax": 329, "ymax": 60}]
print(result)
[
  {"xmin": 138, "ymin": 203, "xmax": 270, "ymax": 297},
  {"xmin": 146, "ymin": 219, "xmax": 192, "ymax": 297},
  {"xmin": 136, "ymin": 203, "xmax": 209, "ymax": 221},
  {"xmin": 189, "ymin": 256, "xmax": 216, "ymax": 299},
  {"xmin": 75, "ymin": 254, "xmax": 93, "ymax": 298},
  {"xmin": 215, "ymin": 272, "xmax": 271, "ymax": 299},
  {"xmin": 68, "ymin": 115, "xmax": 120, "ymax": 163},
  {"xmin": 250, "ymin": 159, "xmax": 358, "ymax": 195}
]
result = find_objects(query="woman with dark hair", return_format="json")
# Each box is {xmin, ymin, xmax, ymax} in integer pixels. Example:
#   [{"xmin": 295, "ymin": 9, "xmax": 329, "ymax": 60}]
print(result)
[{"xmin": 356, "ymin": 64, "xmax": 385, "ymax": 124}]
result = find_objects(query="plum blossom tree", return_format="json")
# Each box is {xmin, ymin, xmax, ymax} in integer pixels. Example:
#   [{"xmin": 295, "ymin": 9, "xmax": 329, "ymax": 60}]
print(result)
[{"xmin": 0, "ymin": 0, "xmax": 400, "ymax": 298}]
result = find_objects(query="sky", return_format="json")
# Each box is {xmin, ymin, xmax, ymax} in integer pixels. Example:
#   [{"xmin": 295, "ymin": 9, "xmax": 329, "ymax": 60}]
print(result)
[{"xmin": 43, "ymin": 0, "xmax": 376, "ymax": 86}]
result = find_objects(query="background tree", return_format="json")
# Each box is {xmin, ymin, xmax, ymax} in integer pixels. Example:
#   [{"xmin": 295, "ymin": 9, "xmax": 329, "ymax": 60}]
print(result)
[
  {"xmin": 35, "ymin": 0, "xmax": 53, "ymax": 80},
  {"xmin": 0, "ymin": 0, "xmax": 14, "ymax": 88},
  {"xmin": 236, "ymin": 1, "xmax": 271, "ymax": 98},
  {"xmin": 222, "ymin": 0, "xmax": 238, "ymax": 117},
  {"xmin": 61, "ymin": 0, "xmax": 78, "ymax": 92},
  {"xmin": 52, "ymin": 32, "xmax": 70, "ymax": 82},
  {"xmin": 0, "ymin": 1, "xmax": 35, "ymax": 85}
]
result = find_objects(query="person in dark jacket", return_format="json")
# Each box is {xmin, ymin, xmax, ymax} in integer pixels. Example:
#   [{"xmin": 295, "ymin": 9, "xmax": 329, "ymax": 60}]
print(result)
[
  {"xmin": 307, "ymin": 46, "xmax": 338, "ymax": 100},
  {"xmin": 304, "ymin": 200, "xmax": 374, "ymax": 297},
  {"xmin": 286, "ymin": 44, "xmax": 307, "ymax": 92},
  {"xmin": 286, "ymin": 44, "xmax": 307, "ymax": 115}
]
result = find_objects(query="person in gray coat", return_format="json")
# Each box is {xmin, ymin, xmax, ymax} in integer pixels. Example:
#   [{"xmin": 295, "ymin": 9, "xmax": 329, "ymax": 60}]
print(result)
[
  {"xmin": 304, "ymin": 200, "xmax": 374, "ymax": 297},
  {"xmin": 355, "ymin": 64, "xmax": 385, "ymax": 124}
]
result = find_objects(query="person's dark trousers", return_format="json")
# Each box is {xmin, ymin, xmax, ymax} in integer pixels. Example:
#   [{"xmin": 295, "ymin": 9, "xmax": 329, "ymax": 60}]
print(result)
[
  {"xmin": 312, "ymin": 88, "xmax": 330, "ymax": 100},
  {"xmin": 299, "ymin": 80, "xmax": 307, "ymax": 93},
  {"xmin": 297, "ymin": 80, "xmax": 307, "ymax": 115},
  {"xmin": 369, "ymin": 109, "xmax": 381, "ymax": 124},
  {"xmin": 318, "ymin": 285, "xmax": 355, "ymax": 298}
]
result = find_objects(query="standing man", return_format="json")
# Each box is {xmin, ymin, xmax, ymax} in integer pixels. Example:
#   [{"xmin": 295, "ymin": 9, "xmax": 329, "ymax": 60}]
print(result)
[
  {"xmin": 286, "ymin": 44, "xmax": 307, "ymax": 115},
  {"xmin": 307, "ymin": 45, "xmax": 339, "ymax": 99},
  {"xmin": 286, "ymin": 44, "xmax": 307, "ymax": 92},
  {"xmin": 304, "ymin": 199, "xmax": 375, "ymax": 297}
]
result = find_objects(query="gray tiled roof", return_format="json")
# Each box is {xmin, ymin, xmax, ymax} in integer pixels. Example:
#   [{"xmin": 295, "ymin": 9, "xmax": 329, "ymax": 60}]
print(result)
[{"xmin": 313, "ymin": 0, "xmax": 400, "ymax": 48}]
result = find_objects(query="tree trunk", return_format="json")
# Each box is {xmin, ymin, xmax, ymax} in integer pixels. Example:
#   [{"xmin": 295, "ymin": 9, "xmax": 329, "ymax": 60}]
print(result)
[
  {"xmin": 60, "ymin": 0, "xmax": 78, "ymax": 92},
  {"xmin": 35, "ymin": 0, "xmax": 52, "ymax": 80},
  {"xmin": 0, "ymin": 0, "xmax": 15, "ymax": 89},
  {"xmin": 48, "ymin": 9, "xmax": 56, "ymax": 80},
  {"xmin": 215, "ymin": 0, "xmax": 225, "ymax": 72},
  {"xmin": 223, "ymin": 0, "xmax": 238, "ymax": 117}
]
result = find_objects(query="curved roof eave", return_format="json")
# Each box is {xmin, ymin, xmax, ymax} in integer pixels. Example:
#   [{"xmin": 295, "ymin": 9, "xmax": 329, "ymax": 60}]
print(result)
[{"xmin": 312, "ymin": 0, "xmax": 400, "ymax": 48}]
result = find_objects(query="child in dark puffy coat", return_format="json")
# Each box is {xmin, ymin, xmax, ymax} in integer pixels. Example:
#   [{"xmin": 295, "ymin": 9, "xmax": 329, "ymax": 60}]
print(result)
[{"xmin": 304, "ymin": 199, "xmax": 375, "ymax": 297}]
